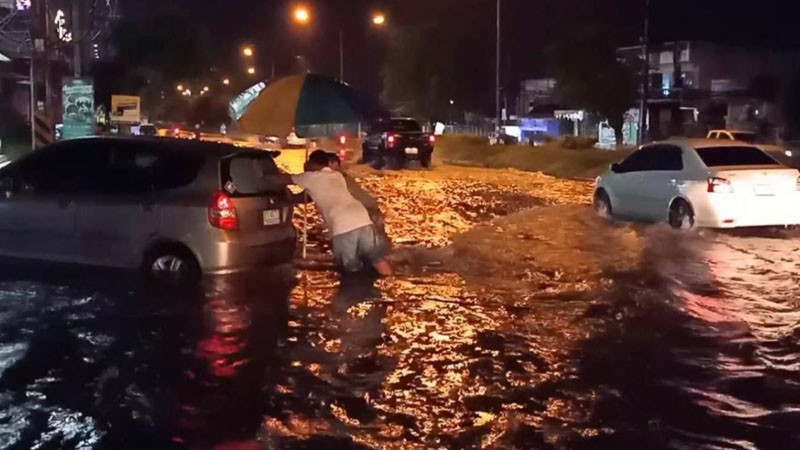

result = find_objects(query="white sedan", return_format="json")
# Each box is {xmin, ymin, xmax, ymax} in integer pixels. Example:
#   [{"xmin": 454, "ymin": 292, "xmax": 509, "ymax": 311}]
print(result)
[{"xmin": 594, "ymin": 139, "xmax": 800, "ymax": 229}]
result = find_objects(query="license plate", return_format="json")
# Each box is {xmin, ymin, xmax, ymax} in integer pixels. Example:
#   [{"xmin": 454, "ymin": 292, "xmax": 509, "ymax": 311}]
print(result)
[
  {"xmin": 754, "ymin": 184, "xmax": 774, "ymax": 196},
  {"xmin": 405, "ymin": 147, "xmax": 418, "ymax": 155},
  {"xmin": 263, "ymin": 209, "xmax": 281, "ymax": 226}
]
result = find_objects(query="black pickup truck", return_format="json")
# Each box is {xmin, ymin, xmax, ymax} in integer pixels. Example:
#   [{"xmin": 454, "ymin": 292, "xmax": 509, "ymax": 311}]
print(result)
[{"xmin": 362, "ymin": 118, "xmax": 435, "ymax": 169}]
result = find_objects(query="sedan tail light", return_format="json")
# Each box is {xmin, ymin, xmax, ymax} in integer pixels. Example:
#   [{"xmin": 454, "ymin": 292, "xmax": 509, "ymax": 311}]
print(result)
[
  {"xmin": 707, "ymin": 177, "xmax": 733, "ymax": 194},
  {"xmin": 209, "ymin": 191, "xmax": 238, "ymax": 230},
  {"xmin": 338, "ymin": 134, "xmax": 347, "ymax": 146}
]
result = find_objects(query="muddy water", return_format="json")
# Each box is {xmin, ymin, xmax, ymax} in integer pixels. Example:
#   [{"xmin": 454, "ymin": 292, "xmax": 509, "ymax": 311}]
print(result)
[{"xmin": 0, "ymin": 165, "xmax": 799, "ymax": 449}]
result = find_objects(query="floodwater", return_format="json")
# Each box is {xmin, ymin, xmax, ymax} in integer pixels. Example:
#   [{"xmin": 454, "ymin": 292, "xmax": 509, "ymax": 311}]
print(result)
[{"xmin": 1, "ymin": 164, "xmax": 800, "ymax": 449}]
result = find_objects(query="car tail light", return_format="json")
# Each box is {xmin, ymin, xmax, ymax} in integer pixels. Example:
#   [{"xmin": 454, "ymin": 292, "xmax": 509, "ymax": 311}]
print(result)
[
  {"xmin": 209, "ymin": 191, "xmax": 238, "ymax": 230},
  {"xmin": 429, "ymin": 134, "xmax": 436, "ymax": 144},
  {"xmin": 339, "ymin": 149, "xmax": 347, "ymax": 161},
  {"xmin": 707, "ymin": 177, "xmax": 733, "ymax": 194},
  {"xmin": 338, "ymin": 134, "xmax": 347, "ymax": 146},
  {"xmin": 387, "ymin": 134, "xmax": 397, "ymax": 148}
]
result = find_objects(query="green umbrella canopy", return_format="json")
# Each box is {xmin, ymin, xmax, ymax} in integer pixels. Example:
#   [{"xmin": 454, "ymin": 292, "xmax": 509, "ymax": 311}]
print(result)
[{"xmin": 233, "ymin": 73, "xmax": 386, "ymax": 138}]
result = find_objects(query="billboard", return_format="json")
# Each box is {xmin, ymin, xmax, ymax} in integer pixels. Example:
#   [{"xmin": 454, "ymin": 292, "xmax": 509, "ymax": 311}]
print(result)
[
  {"xmin": 61, "ymin": 78, "xmax": 95, "ymax": 140},
  {"xmin": 110, "ymin": 95, "xmax": 141, "ymax": 124}
]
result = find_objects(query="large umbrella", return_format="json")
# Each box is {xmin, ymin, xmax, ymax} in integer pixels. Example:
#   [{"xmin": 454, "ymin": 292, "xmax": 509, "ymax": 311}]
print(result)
[
  {"xmin": 232, "ymin": 73, "xmax": 386, "ymax": 137},
  {"xmin": 231, "ymin": 74, "xmax": 386, "ymax": 260}
]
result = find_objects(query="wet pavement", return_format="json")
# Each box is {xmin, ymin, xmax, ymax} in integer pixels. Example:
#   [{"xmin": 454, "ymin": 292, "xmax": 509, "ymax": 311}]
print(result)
[{"xmin": 1, "ymin": 162, "xmax": 800, "ymax": 449}]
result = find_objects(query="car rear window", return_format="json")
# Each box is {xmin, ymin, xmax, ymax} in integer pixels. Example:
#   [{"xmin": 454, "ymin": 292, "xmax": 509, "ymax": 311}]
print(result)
[
  {"xmin": 390, "ymin": 120, "xmax": 422, "ymax": 132},
  {"xmin": 695, "ymin": 146, "xmax": 778, "ymax": 167},
  {"xmin": 221, "ymin": 153, "xmax": 284, "ymax": 197},
  {"xmin": 731, "ymin": 132, "xmax": 757, "ymax": 143}
]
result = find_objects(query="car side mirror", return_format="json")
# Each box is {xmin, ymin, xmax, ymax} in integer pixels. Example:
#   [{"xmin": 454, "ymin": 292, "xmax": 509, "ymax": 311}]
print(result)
[{"xmin": 611, "ymin": 163, "xmax": 622, "ymax": 173}]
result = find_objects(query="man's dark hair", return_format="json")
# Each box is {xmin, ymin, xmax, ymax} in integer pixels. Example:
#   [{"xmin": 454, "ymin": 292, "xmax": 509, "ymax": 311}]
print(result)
[
  {"xmin": 328, "ymin": 153, "xmax": 341, "ymax": 165},
  {"xmin": 308, "ymin": 150, "xmax": 333, "ymax": 167}
]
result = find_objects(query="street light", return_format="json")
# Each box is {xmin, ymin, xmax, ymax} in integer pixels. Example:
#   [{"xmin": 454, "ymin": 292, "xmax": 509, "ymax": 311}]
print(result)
[
  {"xmin": 176, "ymin": 84, "xmax": 184, "ymax": 91},
  {"xmin": 242, "ymin": 46, "xmax": 254, "ymax": 57},
  {"xmin": 222, "ymin": 78, "xmax": 230, "ymax": 85},
  {"xmin": 372, "ymin": 13, "xmax": 386, "ymax": 26},
  {"xmin": 293, "ymin": 6, "xmax": 310, "ymax": 24},
  {"xmin": 247, "ymin": 67, "xmax": 256, "ymax": 75}
]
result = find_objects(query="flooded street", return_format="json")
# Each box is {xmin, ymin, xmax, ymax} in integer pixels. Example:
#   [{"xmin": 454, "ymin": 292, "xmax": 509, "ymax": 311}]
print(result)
[{"xmin": 1, "ymin": 161, "xmax": 800, "ymax": 449}]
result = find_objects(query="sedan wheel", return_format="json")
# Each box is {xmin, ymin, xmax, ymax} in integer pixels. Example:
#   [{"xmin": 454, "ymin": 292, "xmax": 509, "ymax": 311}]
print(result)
[
  {"xmin": 594, "ymin": 190, "xmax": 612, "ymax": 219},
  {"xmin": 669, "ymin": 200, "xmax": 695, "ymax": 230}
]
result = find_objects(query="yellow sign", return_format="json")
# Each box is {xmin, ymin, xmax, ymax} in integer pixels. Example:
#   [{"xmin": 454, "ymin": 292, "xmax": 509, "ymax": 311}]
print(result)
[{"xmin": 110, "ymin": 95, "xmax": 141, "ymax": 124}]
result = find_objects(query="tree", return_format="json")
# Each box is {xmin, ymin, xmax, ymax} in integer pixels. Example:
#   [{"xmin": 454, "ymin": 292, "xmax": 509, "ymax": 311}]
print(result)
[
  {"xmin": 550, "ymin": 32, "xmax": 640, "ymax": 146},
  {"xmin": 90, "ymin": 5, "xmax": 211, "ymax": 122}
]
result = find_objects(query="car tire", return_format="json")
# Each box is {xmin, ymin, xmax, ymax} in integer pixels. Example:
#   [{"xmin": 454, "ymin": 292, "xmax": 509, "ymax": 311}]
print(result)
[
  {"xmin": 144, "ymin": 245, "xmax": 201, "ymax": 285},
  {"xmin": 420, "ymin": 152, "xmax": 432, "ymax": 169},
  {"xmin": 669, "ymin": 199, "xmax": 695, "ymax": 230},
  {"xmin": 594, "ymin": 190, "xmax": 613, "ymax": 219},
  {"xmin": 362, "ymin": 144, "xmax": 373, "ymax": 164}
]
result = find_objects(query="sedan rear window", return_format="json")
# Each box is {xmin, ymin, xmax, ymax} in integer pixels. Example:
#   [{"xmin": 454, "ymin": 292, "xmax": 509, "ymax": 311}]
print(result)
[{"xmin": 695, "ymin": 146, "xmax": 778, "ymax": 167}]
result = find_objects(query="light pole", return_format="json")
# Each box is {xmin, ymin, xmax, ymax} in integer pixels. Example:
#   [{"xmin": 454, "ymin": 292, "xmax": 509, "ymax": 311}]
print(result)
[
  {"xmin": 292, "ymin": 6, "xmax": 386, "ymax": 82},
  {"xmin": 638, "ymin": 0, "xmax": 650, "ymax": 145},
  {"xmin": 495, "ymin": 0, "xmax": 501, "ymax": 133}
]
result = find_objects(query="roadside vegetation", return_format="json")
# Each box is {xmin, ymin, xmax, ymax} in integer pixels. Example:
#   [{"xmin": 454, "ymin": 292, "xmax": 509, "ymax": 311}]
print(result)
[{"xmin": 434, "ymin": 134, "xmax": 633, "ymax": 179}]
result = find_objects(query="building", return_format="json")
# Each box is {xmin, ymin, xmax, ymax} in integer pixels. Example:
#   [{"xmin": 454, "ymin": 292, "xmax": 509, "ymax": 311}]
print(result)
[{"xmin": 618, "ymin": 41, "xmax": 800, "ymax": 141}]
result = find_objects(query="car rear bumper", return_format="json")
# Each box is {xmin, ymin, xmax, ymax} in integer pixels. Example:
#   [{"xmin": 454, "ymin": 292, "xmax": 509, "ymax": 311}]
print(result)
[
  {"xmin": 199, "ymin": 228, "xmax": 297, "ymax": 274},
  {"xmin": 695, "ymin": 193, "xmax": 800, "ymax": 228}
]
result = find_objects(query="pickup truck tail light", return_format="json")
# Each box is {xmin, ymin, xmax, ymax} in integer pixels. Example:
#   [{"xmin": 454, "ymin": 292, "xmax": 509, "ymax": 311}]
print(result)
[
  {"xmin": 209, "ymin": 191, "xmax": 239, "ymax": 230},
  {"xmin": 707, "ymin": 177, "xmax": 733, "ymax": 194},
  {"xmin": 387, "ymin": 134, "xmax": 398, "ymax": 148},
  {"xmin": 429, "ymin": 134, "xmax": 436, "ymax": 144}
]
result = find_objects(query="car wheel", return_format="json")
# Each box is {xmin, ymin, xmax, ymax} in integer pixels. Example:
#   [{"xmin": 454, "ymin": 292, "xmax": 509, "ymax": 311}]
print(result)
[
  {"xmin": 594, "ymin": 190, "xmax": 613, "ymax": 219},
  {"xmin": 361, "ymin": 145, "xmax": 373, "ymax": 164},
  {"xmin": 669, "ymin": 199, "xmax": 695, "ymax": 230},
  {"xmin": 420, "ymin": 152, "xmax": 432, "ymax": 168},
  {"xmin": 144, "ymin": 246, "xmax": 200, "ymax": 285}
]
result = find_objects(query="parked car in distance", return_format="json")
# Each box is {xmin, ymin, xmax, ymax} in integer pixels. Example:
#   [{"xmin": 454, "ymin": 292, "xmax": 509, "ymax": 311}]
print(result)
[
  {"xmin": 362, "ymin": 117, "xmax": 435, "ymax": 169},
  {"xmin": 706, "ymin": 128, "xmax": 793, "ymax": 160},
  {"xmin": 0, "ymin": 137, "xmax": 296, "ymax": 283},
  {"xmin": 594, "ymin": 139, "xmax": 800, "ymax": 229}
]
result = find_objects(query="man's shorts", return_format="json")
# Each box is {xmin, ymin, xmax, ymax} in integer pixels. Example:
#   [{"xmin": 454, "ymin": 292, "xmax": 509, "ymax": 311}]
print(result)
[{"xmin": 332, "ymin": 224, "xmax": 388, "ymax": 272}]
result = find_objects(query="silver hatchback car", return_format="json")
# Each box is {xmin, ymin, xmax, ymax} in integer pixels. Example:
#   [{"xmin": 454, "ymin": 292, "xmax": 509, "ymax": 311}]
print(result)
[{"xmin": 0, "ymin": 137, "xmax": 296, "ymax": 282}]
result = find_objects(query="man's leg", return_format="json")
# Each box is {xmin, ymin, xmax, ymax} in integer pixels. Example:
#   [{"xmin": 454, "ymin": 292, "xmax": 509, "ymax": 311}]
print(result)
[
  {"xmin": 356, "ymin": 225, "xmax": 393, "ymax": 277},
  {"xmin": 332, "ymin": 229, "xmax": 364, "ymax": 273}
]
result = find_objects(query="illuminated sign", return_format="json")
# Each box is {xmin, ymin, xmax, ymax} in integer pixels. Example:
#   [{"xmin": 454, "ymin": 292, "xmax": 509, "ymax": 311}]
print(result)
[{"xmin": 54, "ymin": 9, "xmax": 73, "ymax": 43}]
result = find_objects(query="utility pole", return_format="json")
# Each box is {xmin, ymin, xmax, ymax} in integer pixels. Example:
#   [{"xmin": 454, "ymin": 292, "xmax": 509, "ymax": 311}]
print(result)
[
  {"xmin": 338, "ymin": 29, "xmax": 344, "ymax": 81},
  {"xmin": 495, "ymin": 0, "xmax": 501, "ymax": 133},
  {"xmin": 72, "ymin": 0, "xmax": 81, "ymax": 77},
  {"xmin": 638, "ymin": 0, "xmax": 650, "ymax": 145}
]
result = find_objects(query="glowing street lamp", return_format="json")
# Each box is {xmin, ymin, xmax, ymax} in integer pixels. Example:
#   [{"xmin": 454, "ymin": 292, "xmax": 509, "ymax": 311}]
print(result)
[
  {"xmin": 293, "ymin": 6, "xmax": 310, "ymax": 24},
  {"xmin": 372, "ymin": 13, "xmax": 386, "ymax": 26},
  {"xmin": 247, "ymin": 67, "xmax": 256, "ymax": 75},
  {"xmin": 242, "ymin": 46, "xmax": 254, "ymax": 57},
  {"xmin": 203, "ymin": 86, "xmax": 210, "ymax": 92},
  {"xmin": 222, "ymin": 78, "xmax": 230, "ymax": 85},
  {"xmin": 176, "ymin": 84, "xmax": 184, "ymax": 91}
]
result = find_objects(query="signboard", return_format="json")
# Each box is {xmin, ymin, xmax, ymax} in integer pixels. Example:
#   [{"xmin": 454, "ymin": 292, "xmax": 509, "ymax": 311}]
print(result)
[
  {"xmin": 110, "ymin": 95, "xmax": 141, "ymax": 124},
  {"xmin": 61, "ymin": 78, "xmax": 95, "ymax": 140}
]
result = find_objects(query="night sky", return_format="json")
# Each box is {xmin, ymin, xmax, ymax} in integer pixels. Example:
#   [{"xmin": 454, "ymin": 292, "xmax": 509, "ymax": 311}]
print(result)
[{"xmin": 120, "ymin": 0, "xmax": 800, "ymax": 94}]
